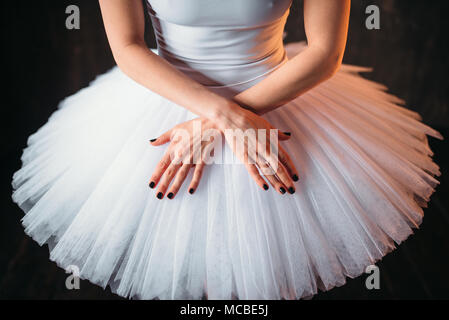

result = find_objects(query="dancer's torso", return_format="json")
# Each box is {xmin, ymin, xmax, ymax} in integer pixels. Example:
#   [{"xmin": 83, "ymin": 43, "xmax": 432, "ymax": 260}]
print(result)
[{"xmin": 147, "ymin": 0, "xmax": 292, "ymax": 94}]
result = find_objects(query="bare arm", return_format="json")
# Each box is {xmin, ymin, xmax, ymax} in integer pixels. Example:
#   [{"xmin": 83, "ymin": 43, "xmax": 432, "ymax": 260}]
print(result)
[
  {"xmin": 98, "ymin": 0, "xmax": 238, "ymax": 121},
  {"xmin": 233, "ymin": 0, "xmax": 351, "ymax": 114},
  {"xmin": 98, "ymin": 0, "xmax": 306, "ymax": 197}
]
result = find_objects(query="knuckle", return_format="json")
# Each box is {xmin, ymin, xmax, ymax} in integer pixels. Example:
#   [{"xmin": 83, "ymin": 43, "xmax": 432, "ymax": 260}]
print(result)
[
  {"xmin": 160, "ymin": 158, "xmax": 170, "ymax": 168},
  {"xmin": 166, "ymin": 167, "xmax": 176, "ymax": 177},
  {"xmin": 181, "ymin": 165, "xmax": 190, "ymax": 174},
  {"xmin": 176, "ymin": 173, "xmax": 186, "ymax": 183}
]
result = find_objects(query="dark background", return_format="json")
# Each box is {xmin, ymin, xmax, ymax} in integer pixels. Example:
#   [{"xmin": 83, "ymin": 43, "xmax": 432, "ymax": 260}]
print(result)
[{"xmin": 1, "ymin": 0, "xmax": 448, "ymax": 299}]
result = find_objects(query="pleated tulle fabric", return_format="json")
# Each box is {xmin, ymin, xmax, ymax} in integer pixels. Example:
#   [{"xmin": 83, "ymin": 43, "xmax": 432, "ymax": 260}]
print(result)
[{"xmin": 12, "ymin": 42, "xmax": 442, "ymax": 299}]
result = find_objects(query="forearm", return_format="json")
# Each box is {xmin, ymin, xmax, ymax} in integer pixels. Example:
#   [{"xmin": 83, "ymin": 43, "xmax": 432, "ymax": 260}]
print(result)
[
  {"xmin": 99, "ymin": 0, "xmax": 240, "ymax": 124},
  {"xmin": 114, "ymin": 42, "xmax": 238, "ymax": 122},
  {"xmin": 233, "ymin": 45, "xmax": 341, "ymax": 114},
  {"xmin": 234, "ymin": 0, "xmax": 350, "ymax": 115}
]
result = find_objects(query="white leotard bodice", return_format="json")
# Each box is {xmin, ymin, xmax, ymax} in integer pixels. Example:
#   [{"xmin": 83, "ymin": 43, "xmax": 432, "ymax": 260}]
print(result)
[{"xmin": 147, "ymin": 0, "xmax": 293, "ymax": 95}]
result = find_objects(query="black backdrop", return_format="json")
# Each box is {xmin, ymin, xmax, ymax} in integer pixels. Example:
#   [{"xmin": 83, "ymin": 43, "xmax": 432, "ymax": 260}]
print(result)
[{"xmin": 1, "ymin": 0, "xmax": 448, "ymax": 299}]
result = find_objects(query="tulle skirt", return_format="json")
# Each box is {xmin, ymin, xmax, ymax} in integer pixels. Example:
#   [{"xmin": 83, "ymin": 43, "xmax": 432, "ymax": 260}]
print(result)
[{"xmin": 11, "ymin": 42, "xmax": 442, "ymax": 299}]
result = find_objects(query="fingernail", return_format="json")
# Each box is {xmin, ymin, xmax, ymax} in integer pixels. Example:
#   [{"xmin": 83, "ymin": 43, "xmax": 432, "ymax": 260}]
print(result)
[
  {"xmin": 280, "ymin": 187, "xmax": 286, "ymax": 194},
  {"xmin": 149, "ymin": 181, "xmax": 155, "ymax": 188},
  {"xmin": 283, "ymin": 132, "xmax": 291, "ymax": 136},
  {"xmin": 150, "ymin": 138, "xmax": 157, "ymax": 142},
  {"xmin": 292, "ymin": 174, "xmax": 299, "ymax": 182},
  {"xmin": 157, "ymin": 192, "xmax": 163, "ymax": 199},
  {"xmin": 288, "ymin": 187, "xmax": 295, "ymax": 194},
  {"xmin": 167, "ymin": 192, "xmax": 174, "ymax": 199},
  {"xmin": 189, "ymin": 188, "xmax": 195, "ymax": 194},
  {"xmin": 263, "ymin": 184, "xmax": 269, "ymax": 190}
]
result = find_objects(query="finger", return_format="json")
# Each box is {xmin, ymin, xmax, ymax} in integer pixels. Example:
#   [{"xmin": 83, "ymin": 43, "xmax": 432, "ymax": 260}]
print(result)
[
  {"xmin": 264, "ymin": 134, "xmax": 295, "ymax": 192},
  {"xmin": 271, "ymin": 159, "xmax": 295, "ymax": 194},
  {"xmin": 150, "ymin": 129, "xmax": 172, "ymax": 146},
  {"xmin": 148, "ymin": 150, "xmax": 172, "ymax": 188},
  {"xmin": 188, "ymin": 162, "xmax": 205, "ymax": 194},
  {"xmin": 278, "ymin": 146, "xmax": 299, "ymax": 182},
  {"xmin": 278, "ymin": 130, "xmax": 291, "ymax": 141},
  {"xmin": 167, "ymin": 163, "xmax": 192, "ymax": 199},
  {"xmin": 245, "ymin": 163, "xmax": 269, "ymax": 191},
  {"xmin": 156, "ymin": 163, "xmax": 181, "ymax": 199},
  {"xmin": 259, "ymin": 161, "xmax": 287, "ymax": 194}
]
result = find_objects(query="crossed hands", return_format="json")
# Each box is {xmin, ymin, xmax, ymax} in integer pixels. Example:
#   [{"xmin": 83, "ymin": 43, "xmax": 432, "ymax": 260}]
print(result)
[{"xmin": 148, "ymin": 106, "xmax": 299, "ymax": 200}]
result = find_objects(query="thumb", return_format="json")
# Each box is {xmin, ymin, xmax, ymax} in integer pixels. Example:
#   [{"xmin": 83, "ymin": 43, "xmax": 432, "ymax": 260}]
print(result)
[
  {"xmin": 278, "ymin": 130, "xmax": 291, "ymax": 141},
  {"xmin": 150, "ymin": 130, "xmax": 172, "ymax": 146}
]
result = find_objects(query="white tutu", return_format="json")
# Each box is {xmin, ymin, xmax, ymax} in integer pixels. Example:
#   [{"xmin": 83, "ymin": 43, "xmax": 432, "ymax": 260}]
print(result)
[{"xmin": 12, "ymin": 42, "xmax": 442, "ymax": 299}]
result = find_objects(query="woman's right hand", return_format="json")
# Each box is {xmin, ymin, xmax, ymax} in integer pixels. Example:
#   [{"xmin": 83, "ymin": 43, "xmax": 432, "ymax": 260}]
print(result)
[{"xmin": 214, "ymin": 102, "xmax": 299, "ymax": 194}]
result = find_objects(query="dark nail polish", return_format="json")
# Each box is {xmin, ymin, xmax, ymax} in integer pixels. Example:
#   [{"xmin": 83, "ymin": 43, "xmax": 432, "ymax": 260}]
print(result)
[
  {"xmin": 292, "ymin": 174, "xmax": 299, "ymax": 182},
  {"xmin": 283, "ymin": 132, "xmax": 291, "ymax": 136},
  {"xmin": 263, "ymin": 184, "xmax": 269, "ymax": 190},
  {"xmin": 149, "ymin": 181, "xmax": 155, "ymax": 188},
  {"xmin": 189, "ymin": 188, "xmax": 195, "ymax": 194},
  {"xmin": 280, "ymin": 187, "xmax": 286, "ymax": 194},
  {"xmin": 150, "ymin": 138, "xmax": 157, "ymax": 142},
  {"xmin": 288, "ymin": 187, "xmax": 295, "ymax": 194},
  {"xmin": 167, "ymin": 192, "xmax": 174, "ymax": 199},
  {"xmin": 157, "ymin": 192, "xmax": 163, "ymax": 199}
]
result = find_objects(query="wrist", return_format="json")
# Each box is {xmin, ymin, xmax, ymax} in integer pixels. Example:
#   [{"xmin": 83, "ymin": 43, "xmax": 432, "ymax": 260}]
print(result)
[{"xmin": 209, "ymin": 99, "xmax": 245, "ymax": 132}]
